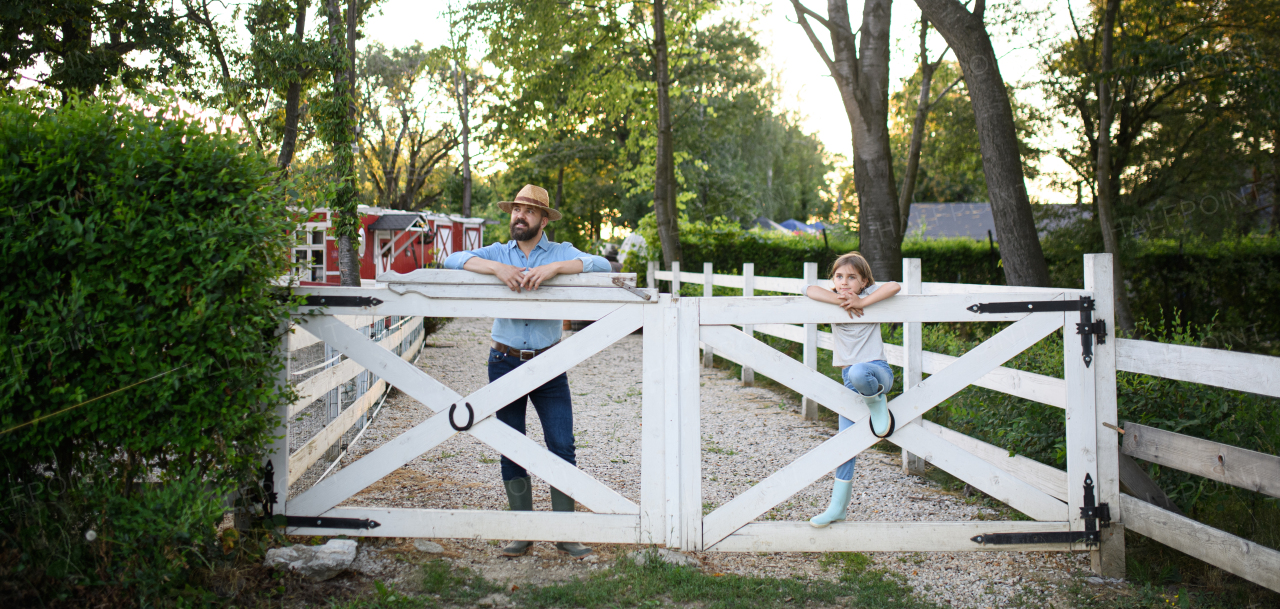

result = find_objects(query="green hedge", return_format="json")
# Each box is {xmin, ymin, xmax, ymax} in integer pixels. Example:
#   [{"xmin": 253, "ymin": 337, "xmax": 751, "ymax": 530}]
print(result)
[{"xmin": 0, "ymin": 93, "xmax": 296, "ymax": 603}]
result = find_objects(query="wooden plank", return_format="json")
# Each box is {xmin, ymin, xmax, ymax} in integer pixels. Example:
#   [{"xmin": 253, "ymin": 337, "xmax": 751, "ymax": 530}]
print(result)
[
  {"xmin": 671, "ymin": 261, "xmax": 680, "ymax": 294},
  {"xmin": 678, "ymin": 297, "xmax": 703, "ymax": 549},
  {"xmin": 1116, "ymin": 339, "xmax": 1280, "ymax": 398},
  {"xmin": 290, "ymin": 318, "xmax": 417, "ymax": 416},
  {"xmin": 1064, "ymin": 308, "xmax": 1098, "ymax": 532},
  {"xmin": 293, "ymin": 286, "xmax": 628, "ymax": 320},
  {"xmin": 289, "ymin": 378, "xmax": 386, "ymax": 485},
  {"xmin": 902, "ymin": 258, "xmax": 926, "ymax": 475},
  {"xmin": 922, "ymin": 282, "xmax": 1085, "ymax": 295},
  {"xmin": 663, "ymin": 298, "xmax": 682, "ymax": 547},
  {"xmin": 288, "ymin": 307, "xmax": 644, "ymax": 516},
  {"xmin": 378, "ymin": 268, "xmax": 637, "ymax": 287},
  {"xmin": 290, "ymin": 314, "xmax": 389, "ymax": 351},
  {"xmin": 652, "ymin": 270, "xmax": 806, "ymax": 294},
  {"xmin": 700, "ymin": 326, "xmax": 868, "ymax": 423},
  {"xmin": 709, "ymin": 521, "xmax": 1079, "ymax": 553},
  {"xmin": 702, "ymin": 263, "xmax": 715, "ymax": 368},
  {"xmin": 1085, "ymin": 253, "xmax": 1124, "ymax": 577},
  {"xmin": 920, "ymin": 420, "xmax": 1067, "ymax": 502},
  {"xmin": 701, "ymin": 312, "xmax": 1066, "ymax": 546},
  {"xmin": 892, "ymin": 424, "xmax": 1068, "ymax": 521},
  {"xmin": 802, "ymin": 262, "xmax": 819, "ymax": 421},
  {"xmin": 290, "ymin": 508, "xmax": 642, "ymax": 544},
  {"xmin": 698, "ymin": 293, "xmax": 1061, "ymax": 325},
  {"xmin": 647, "ymin": 260, "xmax": 658, "ymax": 290},
  {"xmin": 1122, "ymin": 495, "xmax": 1280, "ymax": 592},
  {"xmin": 388, "ymin": 283, "xmax": 654, "ymax": 303},
  {"xmin": 1123, "ymin": 422, "xmax": 1280, "ymax": 499},
  {"xmin": 640, "ymin": 295, "xmax": 668, "ymax": 545},
  {"xmin": 742, "ymin": 263, "xmax": 755, "ymax": 387},
  {"xmin": 1119, "ymin": 452, "xmax": 1184, "ymax": 515},
  {"xmin": 270, "ymin": 321, "xmax": 291, "ymax": 518},
  {"xmin": 885, "ymin": 343, "xmax": 1068, "ymax": 409}
]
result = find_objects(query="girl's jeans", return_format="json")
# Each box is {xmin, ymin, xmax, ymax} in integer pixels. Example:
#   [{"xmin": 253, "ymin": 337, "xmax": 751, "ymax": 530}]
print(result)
[{"xmin": 834, "ymin": 360, "xmax": 895, "ymax": 481}]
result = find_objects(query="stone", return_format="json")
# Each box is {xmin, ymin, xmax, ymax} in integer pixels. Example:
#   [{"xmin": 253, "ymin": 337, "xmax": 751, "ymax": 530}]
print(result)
[
  {"xmin": 413, "ymin": 539, "xmax": 445, "ymax": 553},
  {"xmin": 1085, "ymin": 576, "xmax": 1105, "ymax": 585},
  {"xmin": 476, "ymin": 593, "xmax": 511, "ymax": 607},
  {"xmin": 264, "ymin": 539, "xmax": 358, "ymax": 581},
  {"xmin": 631, "ymin": 548, "xmax": 701, "ymax": 568}
]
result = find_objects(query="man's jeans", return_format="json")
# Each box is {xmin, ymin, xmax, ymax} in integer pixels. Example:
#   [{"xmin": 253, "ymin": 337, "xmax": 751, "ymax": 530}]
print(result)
[
  {"xmin": 488, "ymin": 348, "xmax": 576, "ymax": 481},
  {"xmin": 834, "ymin": 360, "xmax": 895, "ymax": 481}
]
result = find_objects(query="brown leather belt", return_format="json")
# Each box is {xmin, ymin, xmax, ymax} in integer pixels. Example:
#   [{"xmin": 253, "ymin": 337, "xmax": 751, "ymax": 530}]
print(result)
[{"xmin": 493, "ymin": 341, "xmax": 559, "ymax": 361}]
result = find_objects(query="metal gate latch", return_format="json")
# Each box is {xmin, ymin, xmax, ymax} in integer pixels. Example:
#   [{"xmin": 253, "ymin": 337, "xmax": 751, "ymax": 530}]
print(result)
[
  {"xmin": 971, "ymin": 473, "xmax": 1111, "ymax": 547},
  {"xmin": 967, "ymin": 296, "xmax": 1106, "ymax": 366}
]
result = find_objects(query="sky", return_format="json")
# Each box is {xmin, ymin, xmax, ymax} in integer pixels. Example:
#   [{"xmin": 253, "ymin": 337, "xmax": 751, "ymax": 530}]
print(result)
[{"xmin": 361, "ymin": 0, "xmax": 1092, "ymax": 205}]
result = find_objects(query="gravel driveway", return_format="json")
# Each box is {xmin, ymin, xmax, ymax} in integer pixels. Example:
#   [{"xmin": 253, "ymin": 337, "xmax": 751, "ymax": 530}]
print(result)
[{"xmin": 304, "ymin": 316, "xmax": 1101, "ymax": 608}]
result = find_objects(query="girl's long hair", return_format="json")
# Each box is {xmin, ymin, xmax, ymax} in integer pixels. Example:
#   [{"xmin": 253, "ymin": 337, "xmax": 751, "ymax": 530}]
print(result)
[{"xmin": 828, "ymin": 252, "xmax": 874, "ymax": 291}]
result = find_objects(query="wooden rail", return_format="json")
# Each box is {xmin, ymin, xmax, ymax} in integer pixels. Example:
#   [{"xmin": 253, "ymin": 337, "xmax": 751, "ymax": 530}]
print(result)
[{"xmin": 1122, "ymin": 422, "xmax": 1280, "ymax": 499}]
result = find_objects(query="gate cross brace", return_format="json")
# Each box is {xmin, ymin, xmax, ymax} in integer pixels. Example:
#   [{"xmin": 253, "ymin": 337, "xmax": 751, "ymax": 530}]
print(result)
[
  {"xmin": 286, "ymin": 307, "xmax": 642, "ymax": 518},
  {"xmin": 968, "ymin": 296, "xmax": 1106, "ymax": 367}
]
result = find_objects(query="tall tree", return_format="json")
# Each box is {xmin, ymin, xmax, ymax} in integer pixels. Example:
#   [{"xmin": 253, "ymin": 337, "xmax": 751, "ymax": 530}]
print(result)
[
  {"xmin": 1093, "ymin": 0, "xmax": 1134, "ymax": 329},
  {"xmin": 912, "ymin": 0, "xmax": 1050, "ymax": 286},
  {"xmin": 318, "ymin": 0, "xmax": 365, "ymax": 286},
  {"xmin": 653, "ymin": 0, "xmax": 683, "ymax": 267},
  {"xmin": 793, "ymin": 0, "xmax": 901, "ymax": 281},
  {"xmin": 896, "ymin": 16, "xmax": 964, "ymax": 234}
]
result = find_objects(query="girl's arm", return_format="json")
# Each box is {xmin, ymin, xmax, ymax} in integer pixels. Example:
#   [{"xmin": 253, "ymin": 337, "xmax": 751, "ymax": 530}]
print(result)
[
  {"xmin": 806, "ymin": 284, "xmax": 856, "ymax": 318},
  {"xmin": 841, "ymin": 281, "xmax": 901, "ymax": 317}
]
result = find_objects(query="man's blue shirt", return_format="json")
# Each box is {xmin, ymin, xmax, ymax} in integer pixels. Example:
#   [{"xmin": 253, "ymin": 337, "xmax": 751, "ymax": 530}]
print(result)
[{"xmin": 443, "ymin": 234, "xmax": 611, "ymax": 350}]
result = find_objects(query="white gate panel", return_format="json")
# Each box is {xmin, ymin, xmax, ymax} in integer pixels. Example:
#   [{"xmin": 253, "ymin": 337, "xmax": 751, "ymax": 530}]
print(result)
[
  {"xmin": 300, "ymin": 508, "xmax": 643, "ymax": 544},
  {"xmin": 711, "ymin": 521, "xmax": 1079, "ymax": 552}
]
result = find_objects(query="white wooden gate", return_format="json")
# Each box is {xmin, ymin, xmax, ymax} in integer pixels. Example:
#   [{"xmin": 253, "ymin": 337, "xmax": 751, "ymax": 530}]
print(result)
[{"xmin": 268, "ymin": 258, "xmax": 1124, "ymax": 566}]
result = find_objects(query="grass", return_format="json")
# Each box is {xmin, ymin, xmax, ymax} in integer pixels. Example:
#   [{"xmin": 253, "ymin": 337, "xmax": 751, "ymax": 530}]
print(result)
[{"xmin": 333, "ymin": 551, "xmax": 945, "ymax": 609}]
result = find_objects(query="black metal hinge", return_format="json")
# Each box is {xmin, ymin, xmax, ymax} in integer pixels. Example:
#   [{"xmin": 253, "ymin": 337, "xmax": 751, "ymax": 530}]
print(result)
[
  {"xmin": 284, "ymin": 516, "xmax": 382, "ymax": 530},
  {"xmin": 967, "ymin": 296, "xmax": 1106, "ymax": 367},
  {"xmin": 304, "ymin": 295, "xmax": 384, "ymax": 308},
  {"xmin": 261, "ymin": 461, "xmax": 279, "ymax": 519},
  {"xmin": 971, "ymin": 473, "xmax": 1110, "ymax": 547}
]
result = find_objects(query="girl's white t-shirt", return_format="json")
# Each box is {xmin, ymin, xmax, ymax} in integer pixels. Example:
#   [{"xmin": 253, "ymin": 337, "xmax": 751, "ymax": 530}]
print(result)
[{"xmin": 831, "ymin": 283, "xmax": 885, "ymax": 367}]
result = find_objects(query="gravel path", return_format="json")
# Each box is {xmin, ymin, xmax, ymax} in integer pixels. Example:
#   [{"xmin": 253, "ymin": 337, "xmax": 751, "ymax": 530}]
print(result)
[{"xmin": 303, "ymin": 316, "xmax": 1101, "ymax": 608}]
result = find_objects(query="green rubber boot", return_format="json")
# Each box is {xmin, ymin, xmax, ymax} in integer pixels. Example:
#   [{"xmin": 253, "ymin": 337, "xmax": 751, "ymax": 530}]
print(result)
[
  {"xmin": 550, "ymin": 487, "xmax": 592, "ymax": 558},
  {"xmin": 502, "ymin": 477, "xmax": 534, "ymax": 557}
]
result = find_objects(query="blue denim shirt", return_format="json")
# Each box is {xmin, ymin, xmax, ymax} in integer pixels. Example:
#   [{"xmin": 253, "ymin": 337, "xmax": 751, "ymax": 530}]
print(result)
[{"xmin": 443, "ymin": 234, "xmax": 611, "ymax": 350}]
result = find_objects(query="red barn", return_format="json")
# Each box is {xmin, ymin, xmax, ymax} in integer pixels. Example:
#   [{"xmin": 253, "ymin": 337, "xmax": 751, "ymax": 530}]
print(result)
[{"xmin": 291, "ymin": 206, "xmax": 486, "ymax": 285}]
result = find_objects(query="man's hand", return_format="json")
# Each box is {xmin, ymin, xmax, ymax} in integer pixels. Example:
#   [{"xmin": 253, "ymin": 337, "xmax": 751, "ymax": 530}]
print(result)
[
  {"xmin": 463, "ymin": 257, "xmax": 527, "ymax": 291},
  {"xmin": 521, "ymin": 260, "xmax": 582, "ymax": 290}
]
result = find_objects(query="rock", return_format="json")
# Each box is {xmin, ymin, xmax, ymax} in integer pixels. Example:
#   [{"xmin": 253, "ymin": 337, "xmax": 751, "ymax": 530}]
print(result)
[
  {"xmin": 631, "ymin": 548, "xmax": 701, "ymax": 568},
  {"xmin": 264, "ymin": 539, "xmax": 358, "ymax": 581},
  {"xmin": 476, "ymin": 593, "xmax": 511, "ymax": 607},
  {"xmin": 1085, "ymin": 576, "xmax": 1105, "ymax": 585},
  {"xmin": 414, "ymin": 539, "xmax": 445, "ymax": 553}
]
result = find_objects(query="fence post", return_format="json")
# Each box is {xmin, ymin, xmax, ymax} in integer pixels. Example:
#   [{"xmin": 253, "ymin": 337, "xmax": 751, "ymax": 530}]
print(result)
[
  {"xmin": 1065, "ymin": 274, "xmax": 1100, "ymax": 557},
  {"xmin": 901, "ymin": 259, "xmax": 927, "ymax": 475},
  {"xmin": 267, "ymin": 319, "xmax": 291, "ymax": 527},
  {"xmin": 640, "ymin": 294, "xmax": 670, "ymax": 546},
  {"xmin": 677, "ymin": 297, "xmax": 704, "ymax": 549},
  {"xmin": 1085, "ymin": 253, "xmax": 1125, "ymax": 578},
  {"xmin": 647, "ymin": 260, "xmax": 658, "ymax": 291},
  {"xmin": 671, "ymin": 261, "xmax": 681, "ymax": 296},
  {"xmin": 741, "ymin": 263, "xmax": 755, "ymax": 387},
  {"xmin": 802, "ymin": 262, "xmax": 820, "ymax": 420},
  {"xmin": 703, "ymin": 262, "xmax": 714, "ymax": 368}
]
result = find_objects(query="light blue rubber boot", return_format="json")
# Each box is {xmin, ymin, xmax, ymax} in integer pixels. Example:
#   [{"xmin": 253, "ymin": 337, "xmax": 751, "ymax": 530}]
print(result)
[
  {"xmin": 809, "ymin": 478, "xmax": 853, "ymax": 528},
  {"xmin": 866, "ymin": 384, "xmax": 895, "ymax": 438}
]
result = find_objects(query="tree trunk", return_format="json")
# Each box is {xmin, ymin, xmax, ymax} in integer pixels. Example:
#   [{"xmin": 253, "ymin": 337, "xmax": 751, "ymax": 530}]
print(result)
[
  {"xmin": 277, "ymin": 0, "xmax": 309, "ymax": 171},
  {"xmin": 325, "ymin": 0, "xmax": 361, "ymax": 287},
  {"xmin": 454, "ymin": 60, "xmax": 474, "ymax": 218},
  {"xmin": 912, "ymin": 0, "xmax": 1050, "ymax": 286},
  {"xmin": 1272, "ymin": 130, "xmax": 1279, "ymax": 235},
  {"xmin": 652, "ymin": 0, "xmax": 683, "ymax": 268},
  {"xmin": 898, "ymin": 16, "xmax": 936, "ymax": 237},
  {"xmin": 833, "ymin": 0, "xmax": 900, "ymax": 281},
  {"xmin": 1094, "ymin": 0, "xmax": 1134, "ymax": 330}
]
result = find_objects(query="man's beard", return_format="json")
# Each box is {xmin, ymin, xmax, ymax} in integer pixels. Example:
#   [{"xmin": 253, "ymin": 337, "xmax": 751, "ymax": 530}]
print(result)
[{"xmin": 510, "ymin": 219, "xmax": 540, "ymax": 241}]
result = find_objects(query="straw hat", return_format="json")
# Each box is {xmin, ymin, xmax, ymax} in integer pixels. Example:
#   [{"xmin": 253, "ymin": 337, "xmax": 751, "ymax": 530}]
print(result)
[{"xmin": 497, "ymin": 184, "xmax": 562, "ymax": 221}]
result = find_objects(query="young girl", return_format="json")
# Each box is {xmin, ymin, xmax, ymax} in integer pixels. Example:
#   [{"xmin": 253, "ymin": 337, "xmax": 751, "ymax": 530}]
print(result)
[{"xmin": 805, "ymin": 252, "xmax": 900, "ymax": 528}]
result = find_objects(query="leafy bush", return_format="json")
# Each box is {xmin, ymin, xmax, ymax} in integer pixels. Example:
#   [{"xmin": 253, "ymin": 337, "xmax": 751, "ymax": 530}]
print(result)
[{"xmin": 0, "ymin": 92, "xmax": 297, "ymax": 603}]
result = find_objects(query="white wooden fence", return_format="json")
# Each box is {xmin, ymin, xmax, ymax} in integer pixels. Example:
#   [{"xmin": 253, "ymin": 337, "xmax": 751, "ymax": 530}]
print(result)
[{"xmin": 267, "ymin": 255, "xmax": 1280, "ymax": 590}]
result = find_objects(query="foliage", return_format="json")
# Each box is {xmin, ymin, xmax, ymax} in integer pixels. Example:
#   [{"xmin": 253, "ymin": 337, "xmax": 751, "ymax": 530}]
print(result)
[
  {"xmin": 889, "ymin": 60, "xmax": 1043, "ymax": 203},
  {"xmin": 471, "ymin": 0, "xmax": 833, "ymax": 252},
  {"xmin": 0, "ymin": 0, "xmax": 193, "ymax": 103},
  {"xmin": 0, "ymin": 92, "xmax": 296, "ymax": 603}
]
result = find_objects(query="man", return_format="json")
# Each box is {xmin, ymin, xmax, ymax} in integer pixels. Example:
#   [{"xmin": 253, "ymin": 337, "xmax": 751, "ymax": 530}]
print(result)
[{"xmin": 443, "ymin": 184, "xmax": 610, "ymax": 558}]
